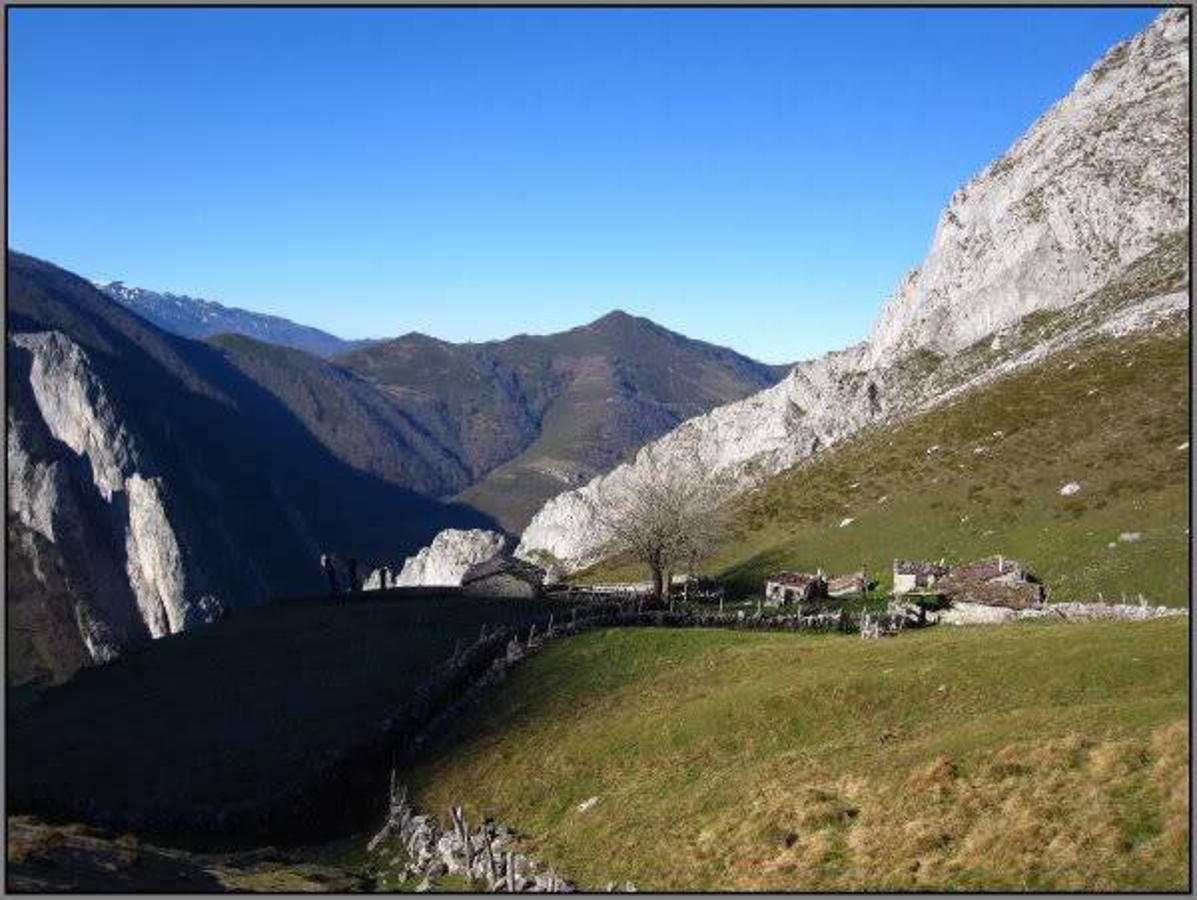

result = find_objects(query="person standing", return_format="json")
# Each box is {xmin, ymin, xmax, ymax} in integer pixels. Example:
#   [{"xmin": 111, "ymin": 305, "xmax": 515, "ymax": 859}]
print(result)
[
  {"xmin": 347, "ymin": 557, "xmax": 360, "ymax": 594},
  {"xmin": 321, "ymin": 553, "xmax": 340, "ymax": 595}
]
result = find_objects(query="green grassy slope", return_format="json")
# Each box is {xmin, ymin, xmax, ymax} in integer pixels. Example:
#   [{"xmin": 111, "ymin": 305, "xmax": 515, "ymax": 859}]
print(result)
[
  {"xmin": 405, "ymin": 620, "xmax": 1188, "ymax": 891},
  {"xmin": 582, "ymin": 328, "xmax": 1189, "ymax": 605},
  {"xmin": 7, "ymin": 594, "xmax": 576, "ymax": 836}
]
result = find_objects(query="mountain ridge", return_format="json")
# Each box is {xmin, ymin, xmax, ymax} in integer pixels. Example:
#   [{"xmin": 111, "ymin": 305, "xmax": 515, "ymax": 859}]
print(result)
[
  {"xmin": 96, "ymin": 280, "xmax": 366, "ymax": 359},
  {"xmin": 336, "ymin": 308, "xmax": 788, "ymax": 530},
  {"xmin": 517, "ymin": 7, "xmax": 1190, "ymax": 569}
]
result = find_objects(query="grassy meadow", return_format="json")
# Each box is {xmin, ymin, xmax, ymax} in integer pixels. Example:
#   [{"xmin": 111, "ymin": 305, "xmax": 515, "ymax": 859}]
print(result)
[
  {"xmin": 404, "ymin": 620, "xmax": 1189, "ymax": 891},
  {"xmin": 580, "ymin": 330, "xmax": 1189, "ymax": 605}
]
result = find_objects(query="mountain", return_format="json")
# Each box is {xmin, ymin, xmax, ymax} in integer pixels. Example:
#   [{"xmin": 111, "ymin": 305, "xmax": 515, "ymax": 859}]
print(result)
[
  {"xmin": 335, "ymin": 310, "xmax": 787, "ymax": 531},
  {"xmin": 7, "ymin": 252, "xmax": 495, "ymax": 687},
  {"xmin": 97, "ymin": 281, "xmax": 363, "ymax": 358},
  {"xmin": 518, "ymin": 8, "xmax": 1189, "ymax": 570},
  {"xmin": 204, "ymin": 334, "xmax": 472, "ymax": 498}
]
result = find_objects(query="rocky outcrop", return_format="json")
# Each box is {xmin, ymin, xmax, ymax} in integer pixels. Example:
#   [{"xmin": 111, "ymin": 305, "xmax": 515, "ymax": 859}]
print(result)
[
  {"xmin": 367, "ymin": 782, "xmax": 578, "ymax": 892},
  {"xmin": 388, "ymin": 529, "xmax": 509, "ymax": 587},
  {"xmin": 518, "ymin": 9, "xmax": 1189, "ymax": 570},
  {"xmin": 7, "ymin": 331, "xmax": 201, "ymax": 665}
]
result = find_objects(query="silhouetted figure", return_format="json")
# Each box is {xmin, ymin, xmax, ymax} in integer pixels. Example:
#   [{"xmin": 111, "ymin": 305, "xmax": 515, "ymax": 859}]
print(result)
[
  {"xmin": 348, "ymin": 557, "xmax": 360, "ymax": 594},
  {"xmin": 381, "ymin": 565, "xmax": 392, "ymax": 589},
  {"xmin": 321, "ymin": 553, "xmax": 340, "ymax": 595}
]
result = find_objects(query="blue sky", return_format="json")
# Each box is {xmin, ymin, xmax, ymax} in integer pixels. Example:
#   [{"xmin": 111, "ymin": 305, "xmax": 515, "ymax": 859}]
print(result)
[{"xmin": 9, "ymin": 7, "xmax": 1159, "ymax": 363}]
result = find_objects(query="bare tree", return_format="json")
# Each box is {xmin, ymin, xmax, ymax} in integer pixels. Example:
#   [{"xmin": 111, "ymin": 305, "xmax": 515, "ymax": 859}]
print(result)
[{"xmin": 594, "ymin": 451, "xmax": 730, "ymax": 604}]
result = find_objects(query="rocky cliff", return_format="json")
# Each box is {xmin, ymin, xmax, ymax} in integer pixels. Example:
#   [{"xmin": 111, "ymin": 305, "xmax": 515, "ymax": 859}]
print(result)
[
  {"xmin": 518, "ymin": 9, "xmax": 1189, "ymax": 570},
  {"xmin": 11, "ymin": 331, "xmax": 207, "ymax": 640},
  {"xmin": 6, "ymin": 253, "xmax": 496, "ymax": 686},
  {"xmin": 865, "ymin": 8, "xmax": 1188, "ymax": 366}
]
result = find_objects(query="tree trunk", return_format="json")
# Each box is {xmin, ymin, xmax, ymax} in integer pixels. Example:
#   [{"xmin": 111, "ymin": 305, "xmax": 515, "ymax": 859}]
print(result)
[{"xmin": 651, "ymin": 565, "xmax": 664, "ymax": 605}]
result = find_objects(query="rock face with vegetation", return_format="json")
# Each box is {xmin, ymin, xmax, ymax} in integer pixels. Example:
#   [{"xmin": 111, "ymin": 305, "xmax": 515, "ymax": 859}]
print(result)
[
  {"xmin": 518, "ymin": 9, "xmax": 1189, "ymax": 571},
  {"xmin": 866, "ymin": 8, "xmax": 1189, "ymax": 365}
]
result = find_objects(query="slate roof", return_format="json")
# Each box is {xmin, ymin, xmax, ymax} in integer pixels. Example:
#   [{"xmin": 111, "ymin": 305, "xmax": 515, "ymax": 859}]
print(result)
[
  {"xmin": 893, "ymin": 559, "xmax": 949, "ymax": 577},
  {"xmin": 461, "ymin": 554, "xmax": 546, "ymax": 587},
  {"xmin": 766, "ymin": 571, "xmax": 824, "ymax": 588},
  {"xmin": 949, "ymin": 556, "xmax": 1025, "ymax": 583},
  {"xmin": 827, "ymin": 572, "xmax": 868, "ymax": 593}
]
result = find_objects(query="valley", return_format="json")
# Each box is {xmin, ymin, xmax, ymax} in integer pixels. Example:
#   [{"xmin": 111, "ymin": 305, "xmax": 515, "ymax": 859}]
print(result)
[
  {"xmin": 334, "ymin": 311, "xmax": 787, "ymax": 532},
  {"xmin": 5, "ymin": 6, "xmax": 1191, "ymax": 895}
]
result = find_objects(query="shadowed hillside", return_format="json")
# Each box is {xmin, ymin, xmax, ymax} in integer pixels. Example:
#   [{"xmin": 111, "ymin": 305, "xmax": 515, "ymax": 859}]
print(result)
[
  {"xmin": 6, "ymin": 251, "xmax": 496, "ymax": 686},
  {"xmin": 7, "ymin": 593, "xmax": 578, "ymax": 846},
  {"xmin": 337, "ymin": 311, "xmax": 786, "ymax": 530}
]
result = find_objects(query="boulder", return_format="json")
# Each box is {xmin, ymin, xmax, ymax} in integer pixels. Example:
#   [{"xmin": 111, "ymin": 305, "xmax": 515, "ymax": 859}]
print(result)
[{"xmin": 393, "ymin": 529, "xmax": 509, "ymax": 587}]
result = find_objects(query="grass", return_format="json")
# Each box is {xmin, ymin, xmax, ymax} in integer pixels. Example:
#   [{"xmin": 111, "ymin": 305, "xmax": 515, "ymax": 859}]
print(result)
[
  {"xmin": 8, "ymin": 592, "xmax": 582, "ymax": 838},
  {"xmin": 403, "ymin": 620, "xmax": 1188, "ymax": 891},
  {"xmin": 580, "ymin": 330, "xmax": 1189, "ymax": 605}
]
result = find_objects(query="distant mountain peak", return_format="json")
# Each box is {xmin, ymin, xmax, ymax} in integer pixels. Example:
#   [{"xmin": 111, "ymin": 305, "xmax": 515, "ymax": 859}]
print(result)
[
  {"xmin": 586, "ymin": 309, "xmax": 645, "ymax": 330},
  {"xmin": 95, "ymin": 281, "xmax": 361, "ymax": 359}
]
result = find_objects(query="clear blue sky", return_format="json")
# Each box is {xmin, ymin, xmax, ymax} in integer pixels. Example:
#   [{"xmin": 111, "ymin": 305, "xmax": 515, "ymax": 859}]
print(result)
[{"xmin": 9, "ymin": 7, "xmax": 1160, "ymax": 363}]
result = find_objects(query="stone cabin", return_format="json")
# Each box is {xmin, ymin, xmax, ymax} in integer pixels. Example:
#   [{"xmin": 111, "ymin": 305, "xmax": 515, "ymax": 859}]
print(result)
[
  {"xmin": 939, "ymin": 556, "xmax": 1044, "ymax": 609},
  {"xmin": 827, "ymin": 571, "xmax": 872, "ymax": 598},
  {"xmin": 461, "ymin": 555, "xmax": 546, "ymax": 599},
  {"xmin": 892, "ymin": 559, "xmax": 950, "ymax": 596},
  {"xmin": 764, "ymin": 572, "xmax": 828, "ymax": 607},
  {"xmin": 948, "ymin": 555, "xmax": 1026, "ymax": 585}
]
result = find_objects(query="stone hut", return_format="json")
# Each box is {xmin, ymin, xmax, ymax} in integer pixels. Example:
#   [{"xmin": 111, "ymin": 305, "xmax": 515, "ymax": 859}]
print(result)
[
  {"xmin": 892, "ymin": 559, "xmax": 949, "ymax": 596},
  {"xmin": 827, "ymin": 571, "xmax": 871, "ymax": 598},
  {"xmin": 461, "ymin": 555, "xmax": 546, "ymax": 599},
  {"xmin": 939, "ymin": 556, "xmax": 1043, "ymax": 609},
  {"xmin": 948, "ymin": 555, "xmax": 1027, "ymax": 585},
  {"xmin": 764, "ymin": 572, "xmax": 828, "ymax": 607}
]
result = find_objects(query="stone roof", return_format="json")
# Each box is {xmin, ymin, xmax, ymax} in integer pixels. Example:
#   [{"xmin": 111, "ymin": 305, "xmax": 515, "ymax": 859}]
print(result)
[
  {"xmin": 949, "ymin": 556, "xmax": 1026, "ymax": 583},
  {"xmin": 893, "ymin": 559, "xmax": 948, "ymax": 577},
  {"xmin": 827, "ymin": 572, "xmax": 867, "ymax": 592},
  {"xmin": 461, "ymin": 554, "xmax": 546, "ymax": 587},
  {"xmin": 766, "ymin": 571, "xmax": 824, "ymax": 588},
  {"xmin": 940, "ymin": 578, "xmax": 1043, "ymax": 610}
]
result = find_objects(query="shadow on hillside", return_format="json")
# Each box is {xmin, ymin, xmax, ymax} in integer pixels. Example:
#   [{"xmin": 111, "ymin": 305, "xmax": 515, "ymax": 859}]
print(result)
[
  {"xmin": 7, "ymin": 251, "xmax": 501, "ymax": 608},
  {"xmin": 5, "ymin": 590, "xmax": 579, "ymax": 852}
]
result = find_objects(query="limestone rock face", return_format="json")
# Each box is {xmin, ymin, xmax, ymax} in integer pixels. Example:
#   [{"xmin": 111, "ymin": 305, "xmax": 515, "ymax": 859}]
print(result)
[
  {"xmin": 14, "ymin": 331, "xmax": 140, "ymax": 500},
  {"xmin": 393, "ymin": 529, "xmax": 509, "ymax": 587},
  {"xmin": 865, "ymin": 8, "xmax": 1188, "ymax": 366},
  {"xmin": 518, "ymin": 9, "xmax": 1189, "ymax": 570},
  {"xmin": 6, "ymin": 332, "xmax": 200, "ymax": 674}
]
